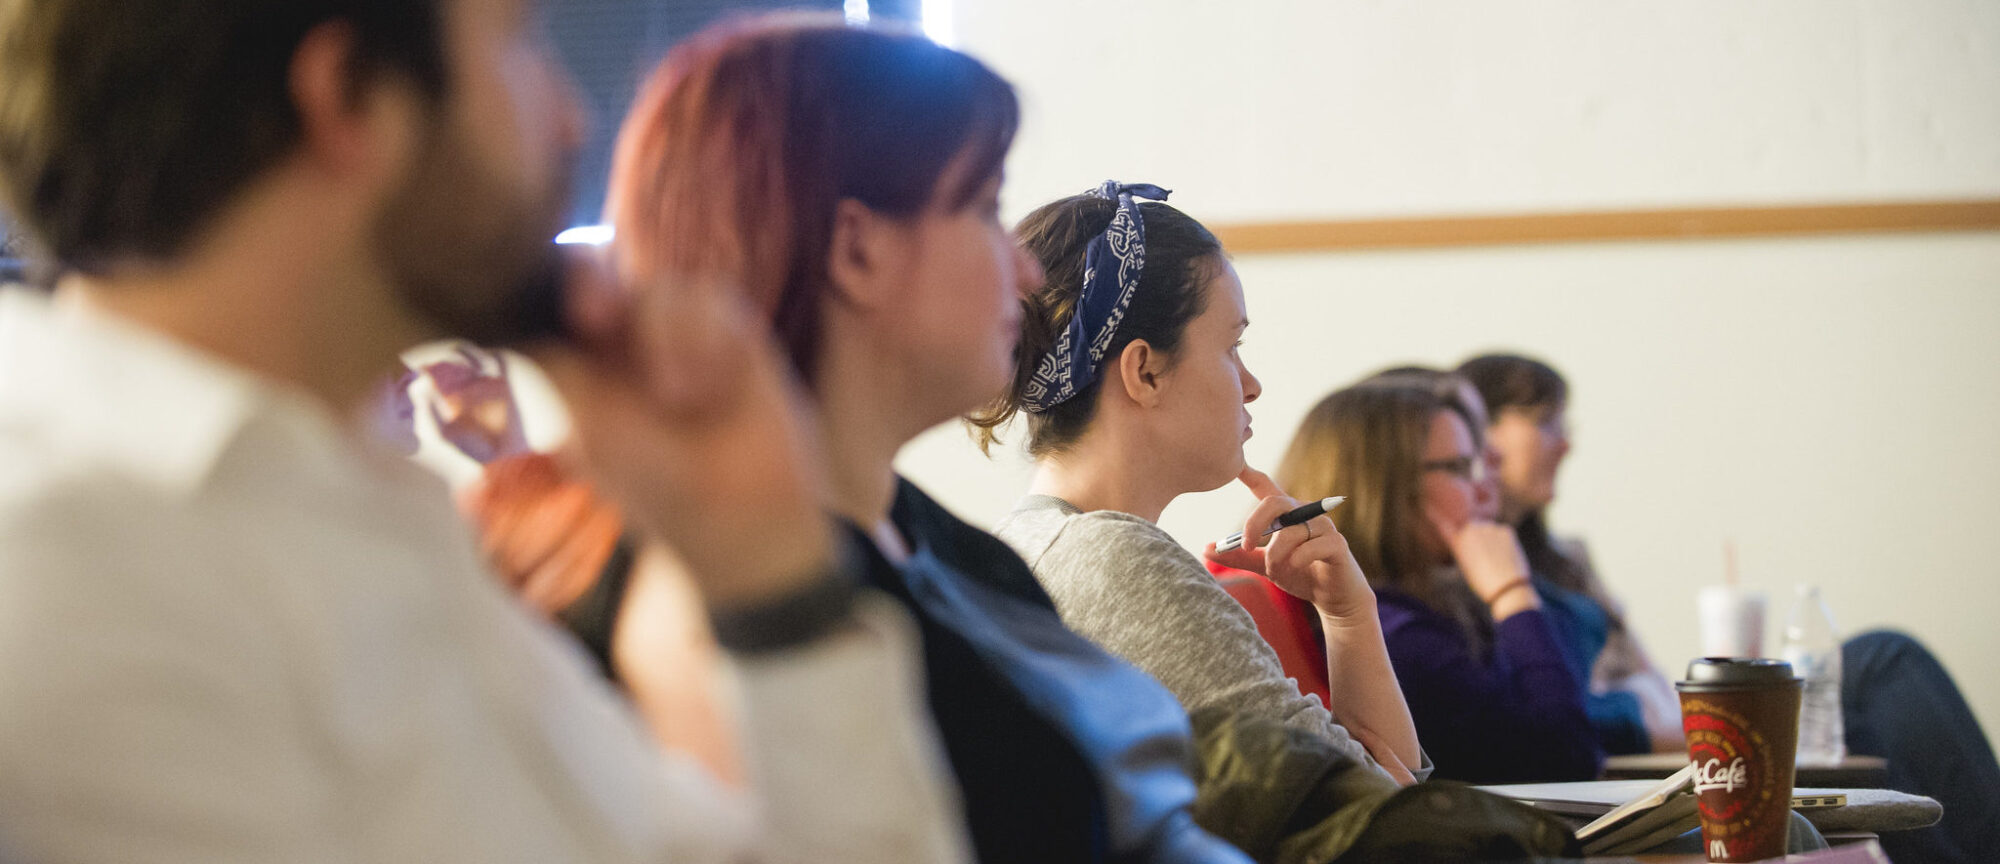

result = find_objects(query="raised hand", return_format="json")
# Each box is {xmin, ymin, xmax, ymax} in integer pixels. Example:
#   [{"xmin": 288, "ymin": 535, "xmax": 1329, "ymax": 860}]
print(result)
[
  {"xmin": 526, "ymin": 249, "xmax": 835, "ymax": 614},
  {"xmin": 423, "ymin": 345, "xmax": 530, "ymax": 464},
  {"xmin": 462, "ymin": 452, "xmax": 624, "ymax": 614},
  {"xmin": 1211, "ymin": 468, "xmax": 1424, "ymax": 784},
  {"xmin": 1427, "ymin": 509, "xmax": 1538, "ymax": 617},
  {"xmin": 361, "ymin": 366, "xmax": 422, "ymax": 456},
  {"xmin": 1205, "ymin": 467, "xmax": 1375, "ymax": 622}
]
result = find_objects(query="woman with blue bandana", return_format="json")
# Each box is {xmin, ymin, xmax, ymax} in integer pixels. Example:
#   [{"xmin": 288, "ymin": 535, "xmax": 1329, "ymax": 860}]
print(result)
[
  {"xmin": 973, "ymin": 185, "xmax": 1429, "ymax": 787},
  {"xmin": 600, "ymin": 17, "xmax": 1580, "ymax": 862},
  {"xmin": 602, "ymin": 19, "xmax": 1255, "ymax": 864}
]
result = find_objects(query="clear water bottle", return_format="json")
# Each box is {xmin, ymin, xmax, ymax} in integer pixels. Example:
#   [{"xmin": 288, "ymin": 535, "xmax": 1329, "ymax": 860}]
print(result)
[{"xmin": 1781, "ymin": 584, "xmax": 1846, "ymax": 766}]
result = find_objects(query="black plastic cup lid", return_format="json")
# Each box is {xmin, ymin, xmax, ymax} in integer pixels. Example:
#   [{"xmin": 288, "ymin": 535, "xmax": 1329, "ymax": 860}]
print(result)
[{"xmin": 1677, "ymin": 657, "xmax": 1800, "ymax": 692}]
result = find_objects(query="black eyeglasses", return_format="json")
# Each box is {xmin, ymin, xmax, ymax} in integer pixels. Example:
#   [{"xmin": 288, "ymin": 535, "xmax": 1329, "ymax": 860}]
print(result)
[{"xmin": 1422, "ymin": 455, "xmax": 1489, "ymax": 483}]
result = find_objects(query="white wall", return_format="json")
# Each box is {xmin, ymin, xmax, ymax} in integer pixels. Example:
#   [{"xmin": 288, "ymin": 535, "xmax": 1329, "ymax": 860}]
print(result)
[
  {"xmin": 897, "ymin": 0, "xmax": 2000, "ymax": 737},
  {"xmin": 960, "ymin": 0, "xmax": 2000, "ymax": 219}
]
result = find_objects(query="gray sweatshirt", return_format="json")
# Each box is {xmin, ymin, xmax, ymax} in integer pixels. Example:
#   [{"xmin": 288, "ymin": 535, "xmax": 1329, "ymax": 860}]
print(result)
[{"xmin": 995, "ymin": 495, "xmax": 1419, "ymax": 785}]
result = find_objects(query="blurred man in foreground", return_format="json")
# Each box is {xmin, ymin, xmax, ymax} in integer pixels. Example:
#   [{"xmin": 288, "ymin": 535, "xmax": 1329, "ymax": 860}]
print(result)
[{"xmin": 0, "ymin": 1, "xmax": 962, "ymax": 861}]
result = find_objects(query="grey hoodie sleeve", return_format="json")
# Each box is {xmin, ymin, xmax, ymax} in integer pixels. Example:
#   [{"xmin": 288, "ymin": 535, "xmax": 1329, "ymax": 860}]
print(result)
[{"xmin": 1003, "ymin": 505, "xmax": 1405, "ymax": 784}]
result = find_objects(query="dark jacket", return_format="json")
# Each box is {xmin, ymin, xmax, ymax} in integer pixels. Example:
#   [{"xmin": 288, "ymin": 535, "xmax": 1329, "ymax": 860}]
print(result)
[
  {"xmin": 865, "ymin": 479, "xmax": 1247, "ymax": 864},
  {"xmin": 1376, "ymin": 588, "xmax": 1603, "ymax": 783},
  {"xmin": 1189, "ymin": 707, "xmax": 1580, "ymax": 863}
]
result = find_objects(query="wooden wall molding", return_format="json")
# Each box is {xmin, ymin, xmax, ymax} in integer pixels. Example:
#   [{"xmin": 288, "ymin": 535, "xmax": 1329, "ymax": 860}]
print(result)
[{"xmin": 1208, "ymin": 199, "xmax": 2000, "ymax": 254}]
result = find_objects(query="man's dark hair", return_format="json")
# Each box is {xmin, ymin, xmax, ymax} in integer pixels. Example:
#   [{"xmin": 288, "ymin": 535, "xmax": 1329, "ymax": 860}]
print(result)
[{"xmin": 0, "ymin": 0, "xmax": 448, "ymax": 274}]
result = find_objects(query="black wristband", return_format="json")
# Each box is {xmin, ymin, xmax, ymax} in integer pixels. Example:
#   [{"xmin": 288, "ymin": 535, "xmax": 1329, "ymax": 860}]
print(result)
[
  {"xmin": 708, "ymin": 538, "xmax": 860, "ymax": 654},
  {"xmin": 559, "ymin": 532, "xmax": 639, "ymax": 684}
]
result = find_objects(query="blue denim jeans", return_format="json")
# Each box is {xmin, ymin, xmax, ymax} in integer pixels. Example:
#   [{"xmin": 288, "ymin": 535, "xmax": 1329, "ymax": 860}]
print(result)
[{"xmin": 1842, "ymin": 630, "xmax": 2000, "ymax": 864}]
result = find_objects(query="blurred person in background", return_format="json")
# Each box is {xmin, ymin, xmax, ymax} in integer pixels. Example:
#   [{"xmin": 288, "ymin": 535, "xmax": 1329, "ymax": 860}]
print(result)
[
  {"xmin": 1459, "ymin": 352, "xmax": 2000, "ymax": 864},
  {"xmin": 463, "ymin": 452, "xmax": 747, "ymax": 790},
  {"xmin": 599, "ymin": 19, "xmax": 1584, "ymax": 862},
  {"xmin": 1451, "ymin": 354, "xmax": 1683, "ymax": 757},
  {"xmin": 396, "ymin": 350, "xmax": 746, "ymax": 790},
  {"xmin": 420, "ymin": 345, "xmax": 532, "ymax": 463},
  {"xmin": 1273, "ymin": 382, "xmax": 1603, "ymax": 783},
  {"xmin": 596, "ymin": 18, "xmax": 1251, "ymax": 863}
]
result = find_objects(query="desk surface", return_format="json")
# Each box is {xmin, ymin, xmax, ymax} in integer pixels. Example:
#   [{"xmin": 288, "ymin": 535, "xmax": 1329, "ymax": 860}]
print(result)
[
  {"xmin": 1604, "ymin": 753, "xmax": 1890, "ymax": 788},
  {"xmin": 1589, "ymin": 838, "xmax": 1891, "ymax": 863},
  {"xmin": 1606, "ymin": 839, "xmax": 1887, "ymax": 862}
]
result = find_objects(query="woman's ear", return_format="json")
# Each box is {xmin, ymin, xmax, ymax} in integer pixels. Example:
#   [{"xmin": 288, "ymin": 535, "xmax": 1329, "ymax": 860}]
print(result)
[
  {"xmin": 826, "ymin": 199, "xmax": 907, "ymax": 310},
  {"xmin": 1115, "ymin": 339, "xmax": 1167, "ymax": 408}
]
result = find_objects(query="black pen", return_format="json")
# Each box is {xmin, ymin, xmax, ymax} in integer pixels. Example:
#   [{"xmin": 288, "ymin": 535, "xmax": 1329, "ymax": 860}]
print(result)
[{"xmin": 1213, "ymin": 497, "xmax": 1346, "ymax": 553}]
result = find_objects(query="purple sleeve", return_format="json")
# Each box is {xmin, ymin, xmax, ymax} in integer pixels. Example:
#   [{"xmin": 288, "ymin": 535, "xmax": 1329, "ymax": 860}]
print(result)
[{"xmin": 1378, "ymin": 596, "xmax": 1604, "ymax": 783}]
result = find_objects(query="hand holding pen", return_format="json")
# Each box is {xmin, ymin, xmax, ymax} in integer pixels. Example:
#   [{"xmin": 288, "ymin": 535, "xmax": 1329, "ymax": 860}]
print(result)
[
  {"xmin": 1214, "ymin": 495, "xmax": 1347, "ymax": 552},
  {"xmin": 1205, "ymin": 467, "xmax": 1376, "ymax": 621},
  {"xmin": 527, "ymin": 253, "xmax": 838, "ymax": 615}
]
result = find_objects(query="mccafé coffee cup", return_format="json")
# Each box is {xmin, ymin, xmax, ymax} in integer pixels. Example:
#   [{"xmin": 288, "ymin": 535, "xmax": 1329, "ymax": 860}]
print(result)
[{"xmin": 1677, "ymin": 658, "xmax": 1803, "ymax": 863}]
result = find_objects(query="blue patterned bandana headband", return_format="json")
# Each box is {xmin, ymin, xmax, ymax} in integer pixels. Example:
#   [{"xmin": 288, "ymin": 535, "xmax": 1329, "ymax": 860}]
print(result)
[{"xmin": 1021, "ymin": 181, "xmax": 1172, "ymax": 413}]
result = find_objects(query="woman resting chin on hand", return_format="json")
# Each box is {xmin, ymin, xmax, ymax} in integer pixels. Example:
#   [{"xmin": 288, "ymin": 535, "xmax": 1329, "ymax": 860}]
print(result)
[
  {"xmin": 980, "ymin": 187, "xmax": 1425, "ymax": 787},
  {"xmin": 1270, "ymin": 382, "xmax": 1603, "ymax": 784},
  {"xmin": 1436, "ymin": 518, "xmax": 1541, "ymax": 624}
]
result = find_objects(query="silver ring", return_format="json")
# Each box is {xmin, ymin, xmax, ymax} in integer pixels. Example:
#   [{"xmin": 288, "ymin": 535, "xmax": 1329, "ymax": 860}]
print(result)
[{"xmin": 1301, "ymin": 522, "xmax": 1315, "ymax": 541}]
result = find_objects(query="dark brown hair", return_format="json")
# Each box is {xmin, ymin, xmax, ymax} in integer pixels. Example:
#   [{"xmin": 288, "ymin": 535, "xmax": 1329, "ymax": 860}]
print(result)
[
  {"xmin": 1457, "ymin": 353, "xmax": 1568, "ymax": 421},
  {"xmin": 0, "ymin": 0, "xmax": 446, "ymax": 273},
  {"xmin": 1360, "ymin": 364, "xmax": 1488, "ymax": 446},
  {"xmin": 606, "ymin": 14, "xmax": 1017, "ymax": 384},
  {"xmin": 967, "ymin": 194, "xmax": 1220, "ymax": 455},
  {"xmin": 1276, "ymin": 382, "xmax": 1493, "ymax": 652},
  {"xmin": 1456, "ymin": 353, "xmax": 1597, "ymax": 601}
]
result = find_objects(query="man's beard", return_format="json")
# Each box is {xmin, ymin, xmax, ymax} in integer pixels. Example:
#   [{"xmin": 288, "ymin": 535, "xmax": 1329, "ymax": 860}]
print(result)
[{"xmin": 373, "ymin": 124, "xmax": 574, "ymax": 347}]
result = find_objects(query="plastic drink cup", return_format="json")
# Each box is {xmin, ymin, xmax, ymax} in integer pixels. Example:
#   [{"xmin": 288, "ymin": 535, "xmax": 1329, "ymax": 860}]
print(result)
[
  {"xmin": 1697, "ymin": 585, "xmax": 1766, "ymax": 658},
  {"xmin": 1677, "ymin": 658, "xmax": 1803, "ymax": 862}
]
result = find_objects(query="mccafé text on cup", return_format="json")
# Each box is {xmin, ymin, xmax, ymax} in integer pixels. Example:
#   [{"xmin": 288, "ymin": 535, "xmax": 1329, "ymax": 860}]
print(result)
[{"xmin": 1677, "ymin": 658, "xmax": 1803, "ymax": 863}]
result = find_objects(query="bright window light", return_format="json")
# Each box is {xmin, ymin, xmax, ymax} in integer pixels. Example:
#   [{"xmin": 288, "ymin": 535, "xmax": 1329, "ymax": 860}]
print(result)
[
  {"xmin": 844, "ymin": 0, "xmax": 869, "ymax": 25},
  {"xmin": 555, "ymin": 225, "xmax": 613, "ymax": 246},
  {"xmin": 922, "ymin": 0, "xmax": 954, "ymax": 45}
]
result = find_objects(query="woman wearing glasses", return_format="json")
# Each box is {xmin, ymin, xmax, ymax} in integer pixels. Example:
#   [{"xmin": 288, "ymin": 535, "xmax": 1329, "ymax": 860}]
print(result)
[
  {"xmin": 1272, "ymin": 380, "xmax": 1603, "ymax": 783},
  {"xmin": 1459, "ymin": 353, "xmax": 2000, "ymax": 863}
]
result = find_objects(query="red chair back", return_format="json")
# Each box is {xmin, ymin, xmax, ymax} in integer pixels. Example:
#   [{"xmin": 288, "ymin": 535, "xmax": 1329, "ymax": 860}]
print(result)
[{"xmin": 1206, "ymin": 561, "xmax": 1332, "ymax": 707}]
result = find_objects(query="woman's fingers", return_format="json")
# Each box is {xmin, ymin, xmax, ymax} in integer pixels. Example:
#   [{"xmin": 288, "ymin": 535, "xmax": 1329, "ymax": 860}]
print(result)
[
  {"xmin": 519, "ymin": 501, "xmax": 625, "ymax": 614},
  {"xmin": 1239, "ymin": 494, "xmax": 1298, "ymax": 552},
  {"xmin": 1350, "ymin": 725, "xmax": 1418, "ymax": 787},
  {"xmin": 1228, "ymin": 469, "xmax": 1372, "ymax": 609},
  {"xmin": 527, "ymin": 269, "xmax": 836, "ymax": 612},
  {"xmin": 1266, "ymin": 521, "xmax": 1312, "ymax": 564},
  {"xmin": 1422, "ymin": 505, "xmax": 1461, "ymax": 553},
  {"xmin": 1235, "ymin": 465, "xmax": 1303, "ymax": 551},
  {"xmin": 1285, "ymin": 530, "xmax": 1345, "ymax": 575},
  {"xmin": 1258, "ymin": 522, "xmax": 1325, "ymax": 601},
  {"xmin": 1203, "ymin": 542, "xmax": 1268, "ymax": 576},
  {"xmin": 1236, "ymin": 465, "xmax": 1285, "ymax": 500},
  {"xmin": 1448, "ymin": 521, "xmax": 1531, "ymax": 597},
  {"xmin": 1306, "ymin": 514, "xmax": 1339, "ymax": 541},
  {"xmin": 1275, "ymin": 514, "xmax": 1341, "ymax": 567}
]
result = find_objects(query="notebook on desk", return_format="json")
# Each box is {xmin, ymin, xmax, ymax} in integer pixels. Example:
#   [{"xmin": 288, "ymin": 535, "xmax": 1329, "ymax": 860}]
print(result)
[{"xmin": 1480, "ymin": 764, "xmax": 1847, "ymax": 855}]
